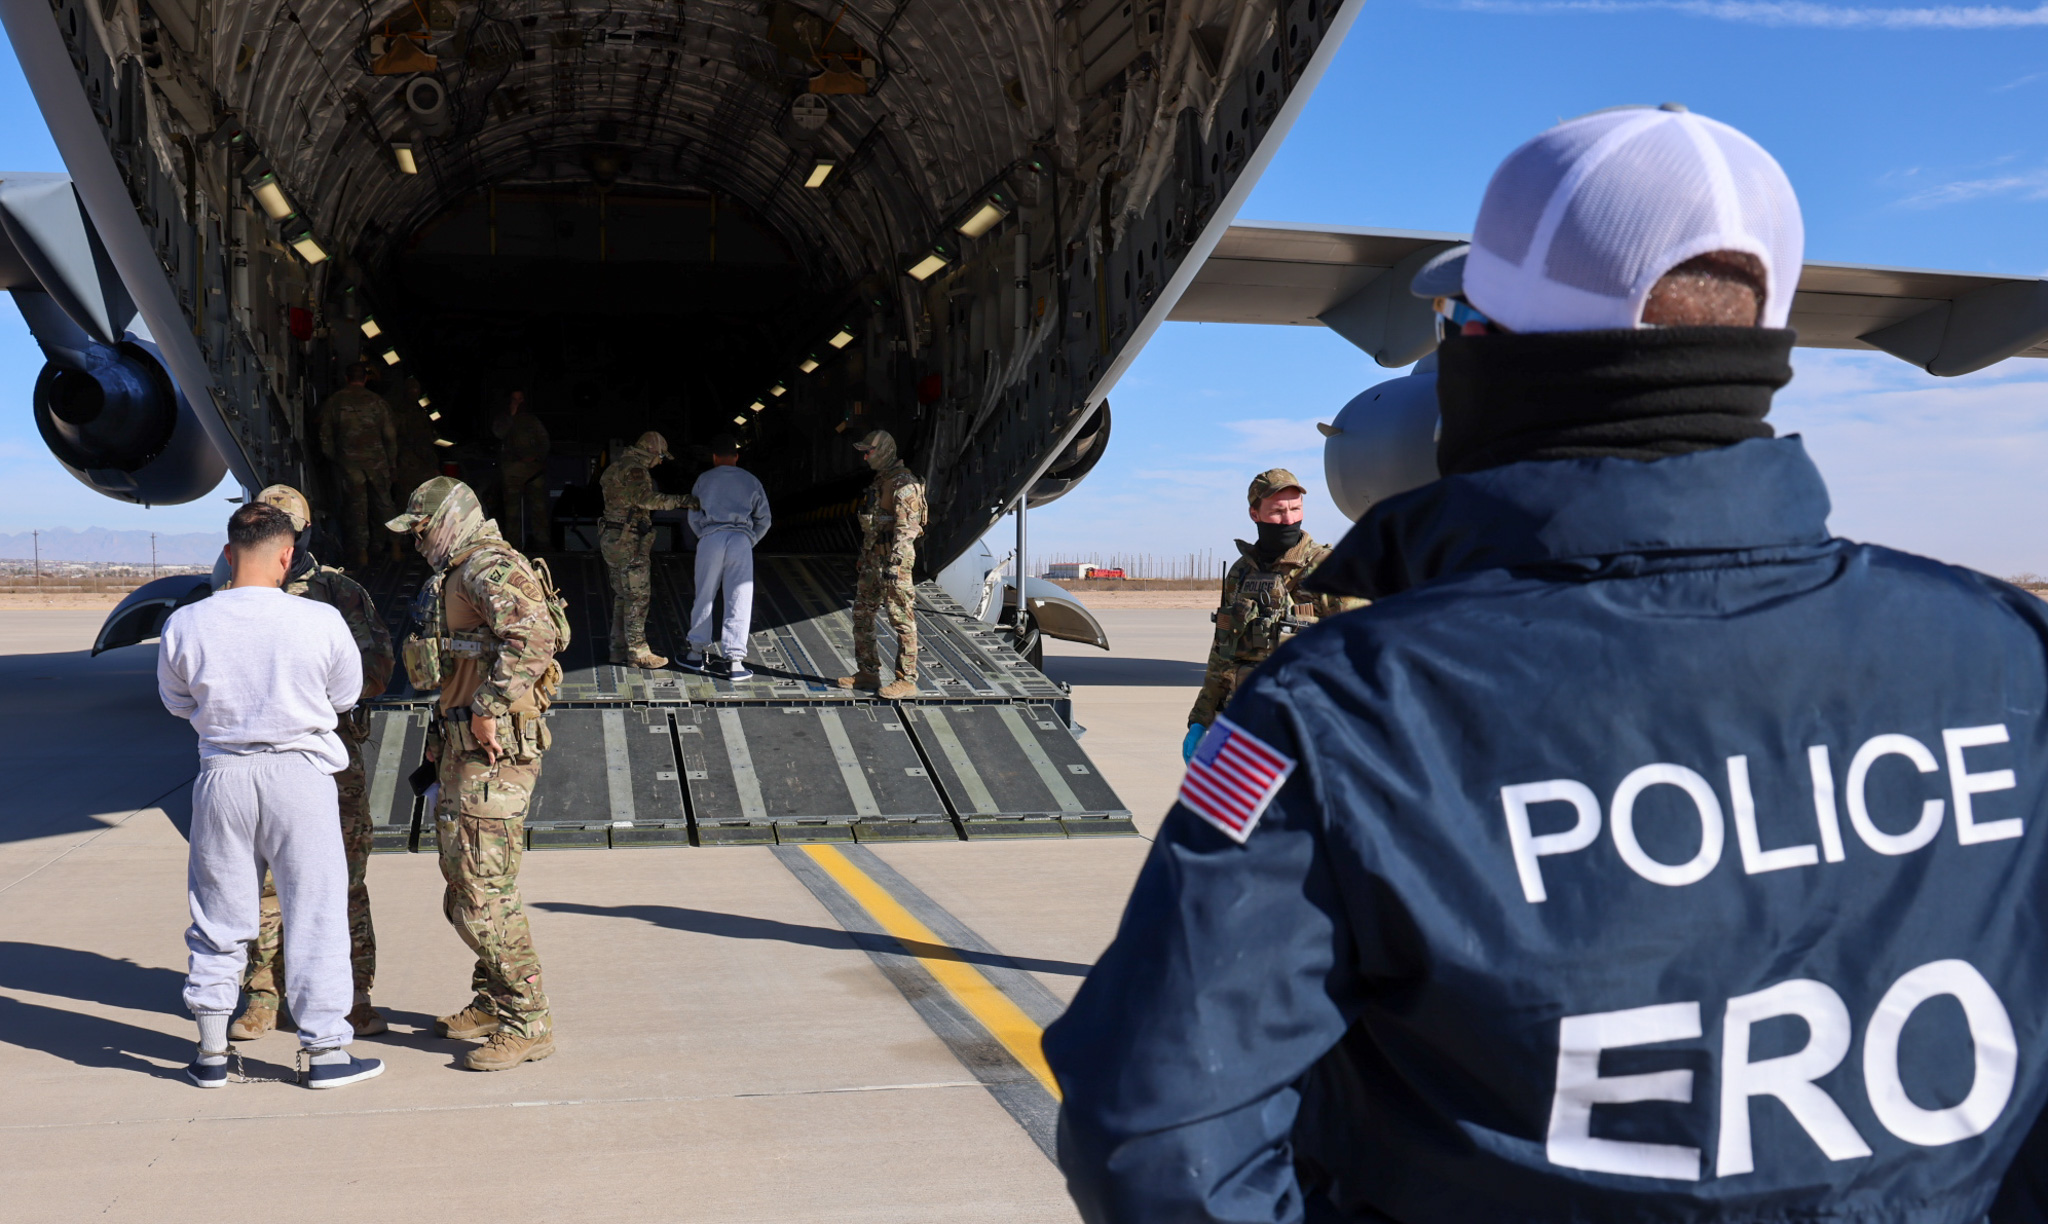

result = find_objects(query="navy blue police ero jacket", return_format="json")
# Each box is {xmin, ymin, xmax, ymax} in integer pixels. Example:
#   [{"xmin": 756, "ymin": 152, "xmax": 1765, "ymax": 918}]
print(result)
[{"xmin": 1042, "ymin": 437, "xmax": 2048, "ymax": 1224}]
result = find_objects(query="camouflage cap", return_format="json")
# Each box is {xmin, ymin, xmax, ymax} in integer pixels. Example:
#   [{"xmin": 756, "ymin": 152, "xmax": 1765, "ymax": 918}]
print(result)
[
  {"xmin": 634, "ymin": 430, "xmax": 670, "ymax": 458},
  {"xmin": 386, "ymin": 475, "xmax": 466, "ymax": 532},
  {"xmin": 1248, "ymin": 468, "xmax": 1305, "ymax": 506},
  {"xmin": 255, "ymin": 484, "xmax": 311, "ymax": 532},
  {"xmin": 853, "ymin": 429, "xmax": 892, "ymax": 453}
]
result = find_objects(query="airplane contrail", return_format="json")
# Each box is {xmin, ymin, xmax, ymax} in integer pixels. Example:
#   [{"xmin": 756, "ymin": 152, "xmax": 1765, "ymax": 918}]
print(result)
[{"xmin": 1447, "ymin": 0, "xmax": 2048, "ymax": 29}]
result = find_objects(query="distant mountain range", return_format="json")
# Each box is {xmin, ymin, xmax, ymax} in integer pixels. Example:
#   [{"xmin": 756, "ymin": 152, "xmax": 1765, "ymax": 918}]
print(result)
[{"xmin": 0, "ymin": 527, "xmax": 224, "ymax": 564}]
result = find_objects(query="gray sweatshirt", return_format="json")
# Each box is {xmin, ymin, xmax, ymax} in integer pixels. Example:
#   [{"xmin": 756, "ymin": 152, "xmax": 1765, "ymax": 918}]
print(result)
[
  {"xmin": 688, "ymin": 465, "xmax": 772, "ymax": 544},
  {"xmin": 157, "ymin": 586, "xmax": 362, "ymax": 773}
]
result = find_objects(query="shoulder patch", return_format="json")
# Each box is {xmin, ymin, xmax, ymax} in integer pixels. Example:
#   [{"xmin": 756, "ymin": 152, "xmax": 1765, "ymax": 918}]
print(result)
[{"xmin": 1178, "ymin": 715, "xmax": 1296, "ymax": 844}]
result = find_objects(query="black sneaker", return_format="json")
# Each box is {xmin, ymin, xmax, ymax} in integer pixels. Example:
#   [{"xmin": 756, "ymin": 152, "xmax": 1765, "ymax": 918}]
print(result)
[
  {"xmin": 305, "ymin": 1052, "xmax": 386, "ymax": 1089},
  {"xmin": 723, "ymin": 660, "xmax": 753, "ymax": 683},
  {"xmin": 187, "ymin": 1053, "xmax": 229, "ymax": 1089},
  {"xmin": 679, "ymin": 649, "xmax": 707, "ymax": 673}
]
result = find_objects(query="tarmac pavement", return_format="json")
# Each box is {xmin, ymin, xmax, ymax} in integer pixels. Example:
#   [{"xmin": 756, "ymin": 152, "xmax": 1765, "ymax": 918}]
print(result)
[{"xmin": 0, "ymin": 606, "xmax": 1211, "ymax": 1222}]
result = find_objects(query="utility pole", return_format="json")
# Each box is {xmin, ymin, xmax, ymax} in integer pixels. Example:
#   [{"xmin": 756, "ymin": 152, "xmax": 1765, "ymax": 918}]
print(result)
[
  {"xmin": 32, "ymin": 529, "xmax": 39, "ymax": 589},
  {"xmin": 150, "ymin": 532, "xmax": 158, "ymax": 580}
]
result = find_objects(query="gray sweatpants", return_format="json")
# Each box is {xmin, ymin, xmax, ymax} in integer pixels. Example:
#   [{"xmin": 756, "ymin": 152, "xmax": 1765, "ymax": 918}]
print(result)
[
  {"xmin": 689, "ymin": 529, "xmax": 755, "ymax": 660},
  {"xmin": 183, "ymin": 752, "xmax": 353, "ymax": 1050}
]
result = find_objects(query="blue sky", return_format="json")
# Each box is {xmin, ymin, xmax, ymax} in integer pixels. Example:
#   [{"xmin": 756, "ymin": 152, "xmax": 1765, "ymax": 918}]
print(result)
[{"xmin": 6, "ymin": 2, "xmax": 2048, "ymax": 573}]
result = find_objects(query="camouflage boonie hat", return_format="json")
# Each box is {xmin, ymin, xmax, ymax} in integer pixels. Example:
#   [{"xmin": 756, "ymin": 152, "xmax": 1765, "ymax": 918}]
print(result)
[
  {"xmin": 256, "ymin": 484, "xmax": 311, "ymax": 532},
  {"xmin": 386, "ymin": 475, "xmax": 466, "ymax": 533},
  {"xmin": 1247, "ymin": 468, "xmax": 1305, "ymax": 506}
]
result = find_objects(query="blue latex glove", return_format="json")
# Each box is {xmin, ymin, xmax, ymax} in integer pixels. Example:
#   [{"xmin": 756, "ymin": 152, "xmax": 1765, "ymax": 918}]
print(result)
[{"xmin": 1182, "ymin": 724, "xmax": 1205, "ymax": 763}]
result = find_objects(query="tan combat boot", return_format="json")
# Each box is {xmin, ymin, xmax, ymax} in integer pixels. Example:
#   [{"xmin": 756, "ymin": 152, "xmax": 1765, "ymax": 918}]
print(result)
[
  {"xmin": 877, "ymin": 662, "xmax": 918, "ymax": 700},
  {"xmin": 348, "ymin": 999, "xmax": 388, "ymax": 1037},
  {"xmin": 837, "ymin": 672, "xmax": 880, "ymax": 691},
  {"xmin": 435, "ymin": 1004, "xmax": 500, "ymax": 1040},
  {"xmin": 627, "ymin": 647, "xmax": 668, "ymax": 670},
  {"xmin": 229, "ymin": 1004, "xmax": 276, "ymax": 1041},
  {"xmin": 464, "ymin": 1029, "xmax": 556, "ymax": 1072}
]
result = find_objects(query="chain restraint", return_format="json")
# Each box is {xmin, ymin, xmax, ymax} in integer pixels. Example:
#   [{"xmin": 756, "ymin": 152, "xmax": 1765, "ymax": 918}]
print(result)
[{"xmin": 229, "ymin": 1045, "xmax": 307, "ymax": 1085}]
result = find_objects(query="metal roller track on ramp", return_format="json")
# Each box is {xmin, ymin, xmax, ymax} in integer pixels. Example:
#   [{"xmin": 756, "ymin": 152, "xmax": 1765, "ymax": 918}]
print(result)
[{"xmin": 356, "ymin": 553, "xmax": 1135, "ymax": 847}]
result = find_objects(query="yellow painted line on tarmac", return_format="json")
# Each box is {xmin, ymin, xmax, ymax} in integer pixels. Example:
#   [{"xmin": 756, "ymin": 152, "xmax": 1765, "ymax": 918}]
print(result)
[{"xmin": 800, "ymin": 843, "xmax": 1062, "ymax": 1100}]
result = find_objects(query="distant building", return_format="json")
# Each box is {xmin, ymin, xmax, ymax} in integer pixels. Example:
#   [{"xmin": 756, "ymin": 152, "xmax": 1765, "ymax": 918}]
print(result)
[{"xmin": 1043, "ymin": 563, "xmax": 1126, "ymax": 581}]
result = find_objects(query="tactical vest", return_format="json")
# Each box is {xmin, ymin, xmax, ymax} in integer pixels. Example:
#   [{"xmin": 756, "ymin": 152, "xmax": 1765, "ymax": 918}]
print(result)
[
  {"xmin": 858, "ymin": 468, "xmax": 914, "ymax": 541},
  {"xmin": 403, "ymin": 541, "xmax": 570, "ymax": 714},
  {"xmin": 1221, "ymin": 546, "xmax": 1327, "ymax": 661}
]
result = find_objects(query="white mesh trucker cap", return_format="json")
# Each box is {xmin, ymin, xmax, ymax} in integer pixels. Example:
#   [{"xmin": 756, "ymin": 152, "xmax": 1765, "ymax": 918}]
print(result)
[{"xmin": 1436, "ymin": 105, "xmax": 1804, "ymax": 333}]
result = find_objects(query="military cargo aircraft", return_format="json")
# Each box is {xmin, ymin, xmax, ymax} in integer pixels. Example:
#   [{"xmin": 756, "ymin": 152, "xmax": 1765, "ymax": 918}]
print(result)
[{"xmin": 3, "ymin": 0, "xmax": 2043, "ymax": 848}]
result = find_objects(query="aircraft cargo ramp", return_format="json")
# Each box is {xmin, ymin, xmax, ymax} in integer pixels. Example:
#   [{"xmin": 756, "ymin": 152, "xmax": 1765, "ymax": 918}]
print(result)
[{"xmin": 352, "ymin": 554, "xmax": 1133, "ymax": 851}]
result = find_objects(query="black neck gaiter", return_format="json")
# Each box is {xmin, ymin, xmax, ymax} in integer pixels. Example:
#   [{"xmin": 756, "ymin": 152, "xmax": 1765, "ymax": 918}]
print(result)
[
  {"xmin": 1254, "ymin": 521, "xmax": 1303, "ymax": 562},
  {"xmin": 1435, "ymin": 326, "xmax": 1795, "ymax": 476},
  {"xmin": 288, "ymin": 528, "xmax": 317, "ymax": 583}
]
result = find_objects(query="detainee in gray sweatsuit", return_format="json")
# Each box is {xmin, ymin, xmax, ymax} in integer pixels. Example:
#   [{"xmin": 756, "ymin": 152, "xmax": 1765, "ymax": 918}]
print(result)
[
  {"xmin": 157, "ymin": 501, "xmax": 383, "ymax": 1089},
  {"xmin": 685, "ymin": 434, "xmax": 772, "ymax": 677}
]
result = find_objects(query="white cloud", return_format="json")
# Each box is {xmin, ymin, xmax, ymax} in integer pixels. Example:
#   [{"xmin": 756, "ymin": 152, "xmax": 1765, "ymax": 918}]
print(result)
[
  {"xmin": 1445, "ymin": 0, "xmax": 2048, "ymax": 27},
  {"xmin": 1776, "ymin": 350, "xmax": 2048, "ymax": 577},
  {"xmin": 1894, "ymin": 166, "xmax": 2048, "ymax": 208},
  {"xmin": 1996, "ymin": 70, "xmax": 2048, "ymax": 90},
  {"xmin": 1221, "ymin": 417, "xmax": 1328, "ymax": 454}
]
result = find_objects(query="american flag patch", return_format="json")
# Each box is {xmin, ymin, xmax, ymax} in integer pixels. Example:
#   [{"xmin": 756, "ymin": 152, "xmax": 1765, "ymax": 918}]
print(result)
[{"xmin": 1179, "ymin": 716, "xmax": 1296, "ymax": 843}]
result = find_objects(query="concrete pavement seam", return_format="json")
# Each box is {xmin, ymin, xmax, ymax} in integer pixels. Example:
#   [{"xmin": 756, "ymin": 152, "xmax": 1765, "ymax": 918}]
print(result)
[{"xmin": 0, "ymin": 1079, "xmax": 990, "ymax": 1130}]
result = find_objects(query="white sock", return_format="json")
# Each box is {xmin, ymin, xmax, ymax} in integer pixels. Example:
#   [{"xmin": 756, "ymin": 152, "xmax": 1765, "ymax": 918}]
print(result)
[
  {"xmin": 195, "ymin": 1014, "xmax": 229, "ymax": 1061},
  {"xmin": 309, "ymin": 1047, "xmax": 352, "ymax": 1066}
]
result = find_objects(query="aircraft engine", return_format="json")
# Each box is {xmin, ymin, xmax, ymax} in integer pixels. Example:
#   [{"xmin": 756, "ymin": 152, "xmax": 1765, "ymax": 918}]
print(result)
[
  {"xmin": 1321, "ymin": 359, "xmax": 1441, "ymax": 522},
  {"xmin": 33, "ymin": 338, "xmax": 226, "ymax": 505}
]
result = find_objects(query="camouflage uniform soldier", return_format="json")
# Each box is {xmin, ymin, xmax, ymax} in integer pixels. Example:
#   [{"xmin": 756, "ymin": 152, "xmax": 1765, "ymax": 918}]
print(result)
[
  {"xmin": 390, "ymin": 376, "xmax": 442, "ymax": 500},
  {"xmin": 839, "ymin": 430, "xmax": 926, "ymax": 700},
  {"xmin": 494, "ymin": 391, "xmax": 553, "ymax": 553},
  {"xmin": 598, "ymin": 431, "xmax": 697, "ymax": 669},
  {"xmin": 388, "ymin": 478, "xmax": 566, "ymax": 1072},
  {"xmin": 224, "ymin": 485, "xmax": 395, "ymax": 1041},
  {"xmin": 317, "ymin": 362, "xmax": 401, "ymax": 570},
  {"xmin": 1186, "ymin": 469, "xmax": 1368, "ymax": 750}
]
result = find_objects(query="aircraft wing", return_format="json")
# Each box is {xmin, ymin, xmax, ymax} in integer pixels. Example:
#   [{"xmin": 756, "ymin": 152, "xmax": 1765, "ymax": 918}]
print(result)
[{"xmin": 1173, "ymin": 221, "xmax": 2048, "ymax": 377}]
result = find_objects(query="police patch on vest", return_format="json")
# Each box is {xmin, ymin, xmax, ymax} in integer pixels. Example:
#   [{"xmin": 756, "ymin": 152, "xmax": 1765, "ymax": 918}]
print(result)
[{"xmin": 1179, "ymin": 716, "xmax": 1295, "ymax": 843}]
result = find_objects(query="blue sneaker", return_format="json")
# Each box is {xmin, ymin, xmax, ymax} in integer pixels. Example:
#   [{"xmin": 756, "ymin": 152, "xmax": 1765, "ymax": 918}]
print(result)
[
  {"xmin": 724, "ymin": 660, "xmax": 753, "ymax": 683},
  {"xmin": 679, "ymin": 648, "xmax": 707, "ymax": 673},
  {"xmin": 186, "ymin": 1053, "xmax": 228, "ymax": 1089},
  {"xmin": 305, "ymin": 1052, "xmax": 385, "ymax": 1089}
]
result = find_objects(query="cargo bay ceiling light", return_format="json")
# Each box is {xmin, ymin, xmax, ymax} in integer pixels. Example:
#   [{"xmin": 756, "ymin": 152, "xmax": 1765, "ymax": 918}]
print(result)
[
  {"xmin": 906, "ymin": 246, "xmax": 952, "ymax": 281},
  {"xmin": 428, "ymin": 410, "xmax": 441, "ymax": 420},
  {"xmin": 798, "ymin": 355, "xmax": 820, "ymax": 374},
  {"xmin": 360, "ymin": 315, "xmax": 383, "ymax": 339},
  {"xmin": 749, "ymin": 400, "xmax": 765, "ymax": 412},
  {"xmin": 392, "ymin": 142, "xmax": 418, "ymax": 175},
  {"xmin": 433, "ymin": 437, "xmax": 454, "ymax": 448},
  {"xmin": 379, "ymin": 347, "xmax": 401, "ymax": 365},
  {"xmin": 416, "ymin": 394, "xmax": 430, "ymax": 407},
  {"xmin": 249, "ymin": 171, "xmax": 294, "ymax": 220},
  {"xmin": 827, "ymin": 328, "xmax": 855, "ymax": 349},
  {"xmin": 805, "ymin": 158, "xmax": 836, "ymax": 188},
  {"xmin": 732, "ymin": 415, "xmax": 748, "ymax": 426},
  {"xmin": 769, "ymin": 383, "xmax": 786, "ymax": 397},
  {"xmin": 955, "ymin": 194, "xmax": 1010, "ymax": 239},
  {"xmin": 288, "ymin": 229, "xmax": 329, "ymax": 264}
]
